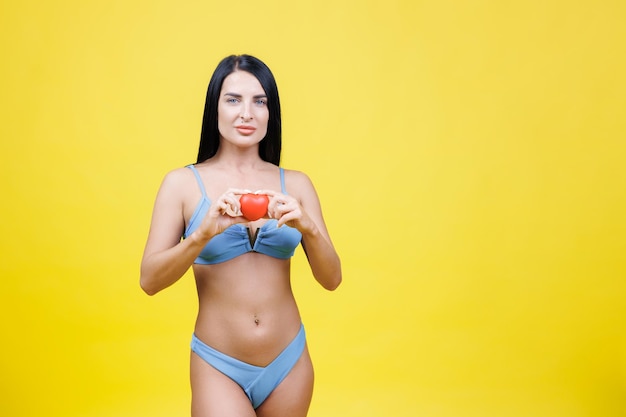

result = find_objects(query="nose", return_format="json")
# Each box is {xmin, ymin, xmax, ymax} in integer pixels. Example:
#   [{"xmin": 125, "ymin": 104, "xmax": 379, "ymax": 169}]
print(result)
[{"xmin": 240, "ymin": 102, "xmax": 253, "ymax": 121}]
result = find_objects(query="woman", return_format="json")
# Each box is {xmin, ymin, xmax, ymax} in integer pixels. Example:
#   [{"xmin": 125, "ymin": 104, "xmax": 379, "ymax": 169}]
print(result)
[{"xmin": 140, "ymin": 54, "xmax": 342, "ymax": 417}]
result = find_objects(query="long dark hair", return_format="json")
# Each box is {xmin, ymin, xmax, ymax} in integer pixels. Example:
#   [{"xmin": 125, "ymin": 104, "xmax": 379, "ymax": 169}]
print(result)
[{"xmin": 196, "ymin": 55, "xmax": 282, "ymax": 165}]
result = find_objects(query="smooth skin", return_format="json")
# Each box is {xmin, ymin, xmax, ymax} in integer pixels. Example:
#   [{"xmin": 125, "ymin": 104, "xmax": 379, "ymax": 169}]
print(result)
[{"xmin": 140, "ymin": 70, "xmax": 342, "ymax": 417}]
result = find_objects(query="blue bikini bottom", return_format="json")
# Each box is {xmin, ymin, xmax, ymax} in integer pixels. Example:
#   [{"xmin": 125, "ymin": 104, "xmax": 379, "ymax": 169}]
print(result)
[{"xmin": 191, "ymin": 324, "xmax": 306, "ymax": 409}]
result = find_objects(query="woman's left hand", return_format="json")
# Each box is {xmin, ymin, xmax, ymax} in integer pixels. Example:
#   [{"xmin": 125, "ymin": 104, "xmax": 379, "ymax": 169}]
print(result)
[{"xmin": 256, "ymin": 190, "xmax": 316, "ymax": 234}]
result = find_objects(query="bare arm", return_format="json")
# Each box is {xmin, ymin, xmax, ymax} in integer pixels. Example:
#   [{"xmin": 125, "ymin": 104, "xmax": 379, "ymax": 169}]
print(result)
[
  {"xmin": 140, "ymin": 168, "xmax": 247, "ymax": 295},
  {"xmin": 140, "ymin": 169, "xmax": 203, "ymax": 295},
  {"xmin": 265, "ymin": 171, "xmax": 342, "ymax": 291}
]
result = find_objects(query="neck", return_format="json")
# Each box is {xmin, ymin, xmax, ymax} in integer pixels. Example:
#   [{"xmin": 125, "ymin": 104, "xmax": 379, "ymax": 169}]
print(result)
[{"xmin": 212, "ymin": 143, "xmax": 264, "ymax": 169}]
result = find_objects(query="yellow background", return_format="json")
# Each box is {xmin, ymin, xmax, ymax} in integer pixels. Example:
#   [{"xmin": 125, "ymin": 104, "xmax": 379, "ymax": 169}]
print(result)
[{"xmin": 1, "ymin": 1, "xmax": 625, "ymax": 416}]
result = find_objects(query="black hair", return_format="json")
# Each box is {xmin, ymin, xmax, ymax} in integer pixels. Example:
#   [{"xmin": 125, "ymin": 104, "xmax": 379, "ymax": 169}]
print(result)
[{"xmin": 196, "ymin": 54, "xmax": 282, "ymax": 165}]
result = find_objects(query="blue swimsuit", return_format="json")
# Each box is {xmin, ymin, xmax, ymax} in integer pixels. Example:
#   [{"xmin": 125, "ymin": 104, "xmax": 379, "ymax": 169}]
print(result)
[
  {"xmin": 191, "ymin": 325, "xmax": 306, "ymax": 409},
  {"xmin": 183, "ymin": 165, "xmax": 302, "ymax": 265},
  {"xmin": 184, "ymin": 164, "xmax": 305, "ymax": 409}
]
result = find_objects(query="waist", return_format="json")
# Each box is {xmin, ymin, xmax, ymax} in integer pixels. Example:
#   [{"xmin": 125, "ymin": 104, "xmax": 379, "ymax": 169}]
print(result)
[
  {"xmin": 191, "ymin": 255, "xmax": 299, "ymax": 364},
  {"xmin": 193, "ymin": 309, "xmax": 303, "ymax": 366}
]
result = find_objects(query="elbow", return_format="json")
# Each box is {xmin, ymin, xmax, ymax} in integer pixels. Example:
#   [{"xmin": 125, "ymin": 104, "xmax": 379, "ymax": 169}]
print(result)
[
  {"xmin": 140, "ymin": 278, "xmax": 158, "ymax": 296},
  {"xmin": 139, "ymin": 269, "xmax": 160, "ymax": 296},
  {"xmin": 141, "ymin": 284, "xmax": 158, "ymax": 296},
  {"xmin": 328, "ymin": 272, "xmax": 343, "ymax": 291},
  {"xmin": 322, "ymin": 265, "xmax": 342, "ymax": 291},
  {"xmin": 325, "ymin": 275, "xmax": 342, "ymax": 291}
]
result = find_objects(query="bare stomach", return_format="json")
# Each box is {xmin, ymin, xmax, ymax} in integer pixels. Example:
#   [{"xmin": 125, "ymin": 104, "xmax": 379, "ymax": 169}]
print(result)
[{"xmin": 191, "ymin": 253, "xmax": 303, "ymax": 366}]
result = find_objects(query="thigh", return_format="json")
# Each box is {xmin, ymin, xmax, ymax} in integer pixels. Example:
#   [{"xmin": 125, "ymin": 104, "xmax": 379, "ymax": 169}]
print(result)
[
  {"xmin": 256, "ymin": 345, "xmax": 314, "ymax": 417},
  {"xmin": 190, "ymin": 351, "xmax": 256, "ymax": 417}
]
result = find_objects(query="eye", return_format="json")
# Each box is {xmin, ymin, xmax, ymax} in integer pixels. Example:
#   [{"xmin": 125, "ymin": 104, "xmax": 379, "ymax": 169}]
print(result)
[
  {"xmin": 255, "ymin": 99, "xmax": 267, "ymax": 106},
  {"xmin": 226, "ymin": 97, "xmax": 239, "ymax": 104}
]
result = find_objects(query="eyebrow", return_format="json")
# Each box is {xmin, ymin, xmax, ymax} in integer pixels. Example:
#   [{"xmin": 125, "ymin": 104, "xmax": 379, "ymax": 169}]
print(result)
[{"xmin": 224, "ymin": 93, "xmax": 267, "ymax": 99}]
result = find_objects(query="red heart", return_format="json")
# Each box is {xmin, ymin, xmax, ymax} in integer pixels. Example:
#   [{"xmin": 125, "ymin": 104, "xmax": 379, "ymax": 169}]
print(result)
[{"xmin": 239, "ymin": 194, "xmax": 269, "ymax": 221}]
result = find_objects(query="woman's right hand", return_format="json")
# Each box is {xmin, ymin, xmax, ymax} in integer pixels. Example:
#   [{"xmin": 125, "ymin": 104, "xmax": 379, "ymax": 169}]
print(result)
[{"xmin": 197, "ymin": 188, "xmax": 251, "ymax": 240}]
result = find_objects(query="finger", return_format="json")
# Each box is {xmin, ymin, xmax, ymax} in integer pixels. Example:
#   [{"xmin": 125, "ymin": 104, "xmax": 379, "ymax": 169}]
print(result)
[
  {"xmin": 270, "ymin": 201, "xmax": 298, "ymax": 223},
  {"xmin": 225, "ymin": 206, "xmax": 239, "ymax": 217},
  {"xmin": 267, "ymin": 195, "xmax": 292, "ymax": 215},
  {"xmin": 276, "ymin": 210, "xmax": 299, "ymax": 228},
  {"xmin": 226, "ymin": 188, "xmax": 253, "ymax": 196},
  {"xmin": 218, "ymin": 196, "xmax": 242, "ymax": 217},
  {"xmin": 255, "ymin": 189, "xmax": 280, "ymax": 197},
  {"xmin": 225, "ymin": 195, "xmax": 243, "ymax": 214},
  {"xmin": 267, "ymin": 200, "xmax": 284, "ymax": 218}
]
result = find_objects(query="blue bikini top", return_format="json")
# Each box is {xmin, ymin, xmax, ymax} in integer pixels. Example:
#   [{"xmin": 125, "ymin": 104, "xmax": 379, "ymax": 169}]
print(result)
[{"xmin": 183, "ymin": 165, "xmax": 302, "ymax": 265}]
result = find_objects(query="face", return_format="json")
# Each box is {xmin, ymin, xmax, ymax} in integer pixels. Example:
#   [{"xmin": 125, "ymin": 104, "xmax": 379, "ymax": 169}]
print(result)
[{"xmin": 217, "ymin": 71, "xmax": 269, "ymax": 148}]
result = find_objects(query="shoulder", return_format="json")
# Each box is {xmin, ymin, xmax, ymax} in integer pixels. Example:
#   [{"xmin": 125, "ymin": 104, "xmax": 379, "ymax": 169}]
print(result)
[
  {"xmin": 282, "ymin": 168, "xmax": 315, "ymax": 189},
  {"xmin": 282, "ymin": 168, "xmax": 320, "ymax": 203},
  {"xmin": 156, "ymin": 165, "xmax": 197, "ymax": 198},
  {"xmin": 162, "ymin": 165, "xmax": 195, "ymax": 185}
]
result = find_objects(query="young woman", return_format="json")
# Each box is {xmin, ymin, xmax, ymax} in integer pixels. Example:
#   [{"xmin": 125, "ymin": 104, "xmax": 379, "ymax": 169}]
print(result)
[{"xmin": 140, "ymin": 54, "xmax": 342, "ymax": 417}]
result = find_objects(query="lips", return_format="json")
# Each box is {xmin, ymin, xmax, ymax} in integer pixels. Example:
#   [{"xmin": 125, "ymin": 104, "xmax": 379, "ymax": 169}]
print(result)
[{"xmin": 236, "ymin": 125, "xmax": 256, "ymax": 135}]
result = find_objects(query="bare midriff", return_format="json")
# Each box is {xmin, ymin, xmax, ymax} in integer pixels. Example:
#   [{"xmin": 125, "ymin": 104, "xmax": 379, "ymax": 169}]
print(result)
[{"xmin": 191, "ymin": 252, "xmax": 302, "ymax": 367}]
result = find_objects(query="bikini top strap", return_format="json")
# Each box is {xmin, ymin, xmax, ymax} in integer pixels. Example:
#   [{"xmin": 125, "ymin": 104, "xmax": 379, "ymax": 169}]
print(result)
[
  {"xmin": 187, "ymin": 164, "xmax": 208, "ymax": 198},
  {"xmin": 279, "ymin": 167, "xmax": 287, "ymax": 194}
]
